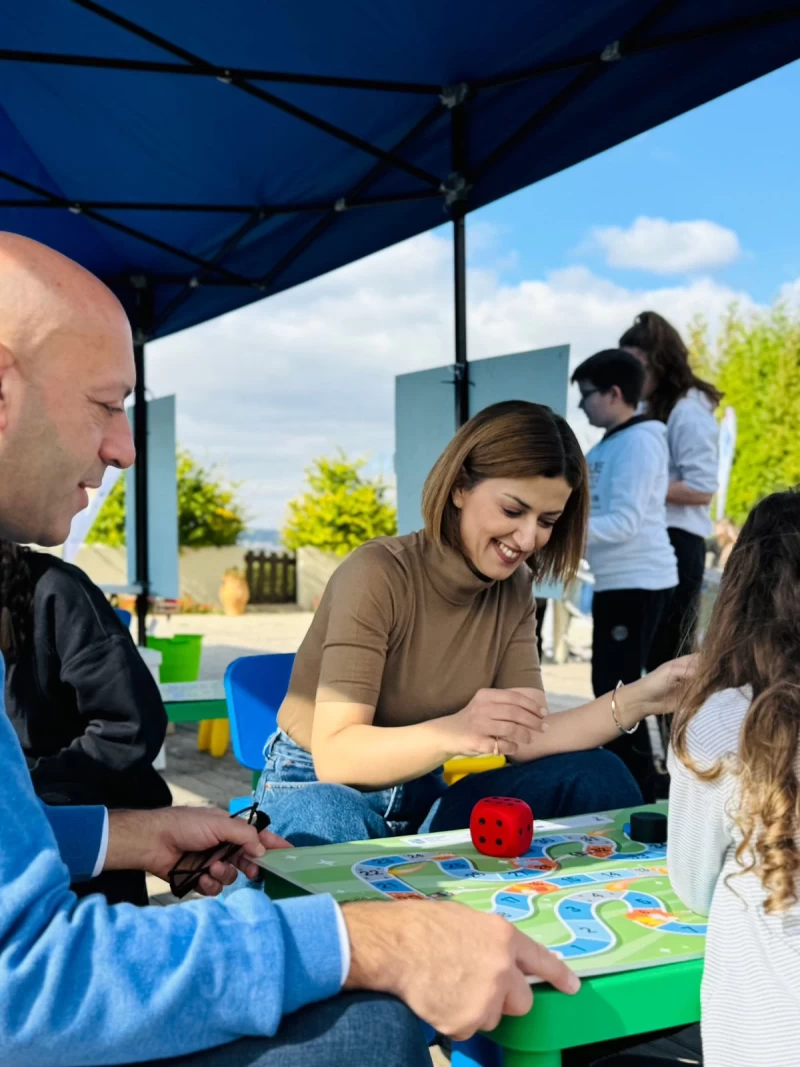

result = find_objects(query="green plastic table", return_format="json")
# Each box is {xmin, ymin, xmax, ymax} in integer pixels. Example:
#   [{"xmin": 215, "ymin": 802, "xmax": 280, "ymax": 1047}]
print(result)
[
  {"xmin": 161, "ymin": 680, "xmax": 228, "ymax": 723},
  {"xmin": 489, "ymin": 957, "xmax": 701, "ymax": 1065},
  {"xmin": 259, "ymin": 859, "xmax": 703, "ymax": 1066}
]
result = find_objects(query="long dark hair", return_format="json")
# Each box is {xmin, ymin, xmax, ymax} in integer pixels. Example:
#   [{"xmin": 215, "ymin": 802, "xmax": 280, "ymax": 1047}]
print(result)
[
  {"xmin": 0, "ymin": 541, "xmax": 34, "ymax": 663},
  {"xmin": 673, "ymin": 490, "xmax": 800, "ymax": 914},
  {"xmin": 620, "ymin": 310, "xmax": 722, "ymax": 423}
]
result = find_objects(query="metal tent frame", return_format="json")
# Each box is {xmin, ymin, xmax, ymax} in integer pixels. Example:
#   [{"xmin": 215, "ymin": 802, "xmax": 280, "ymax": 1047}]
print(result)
[{"xmin": 2, "ymin": 1, "xmax": 799, "ymax": 640}]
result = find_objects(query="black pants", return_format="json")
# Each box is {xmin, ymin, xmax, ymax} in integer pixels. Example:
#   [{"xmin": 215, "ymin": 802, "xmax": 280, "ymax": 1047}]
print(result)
[
  {"xmin": 592, "ymin": 587, "xmax": 672, "ymax": 804},
  {"xmin": 647, "ymin": 529, "xmax": 706, "ymax": 669},
  {"xmin": 535, "ymin": 598, "xmax": 548, "ymax": 661},
  {"xmin": 645, "ymin": 529, "xmax": 706, "ymax": 775},
  {"xmin": 586, "ymin": 1023, "xmax": 702, "ymax": 1065},
  {"xmin": 73, "ymin": 869, "xmax": 149, "ymax": 906}
]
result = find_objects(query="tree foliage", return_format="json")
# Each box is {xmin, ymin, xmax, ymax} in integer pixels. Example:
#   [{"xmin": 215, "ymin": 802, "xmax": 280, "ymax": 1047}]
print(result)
[
  {"xmin": 87, "ymin": 449, "xmax": 247, "ymax": 548},
  {"xmin": 689, "ymin": 302, "xmax": 800, "ymax": 526},
  {"xmin": 281, "ymin": 451, "xmax": 397, "ymax": 557}
]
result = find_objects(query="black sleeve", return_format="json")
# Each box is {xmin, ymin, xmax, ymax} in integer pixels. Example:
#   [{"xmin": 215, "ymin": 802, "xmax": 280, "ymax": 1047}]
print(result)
[{"xmin": 27, "ymin": 561, "xmax": 170, "ymax": 807}]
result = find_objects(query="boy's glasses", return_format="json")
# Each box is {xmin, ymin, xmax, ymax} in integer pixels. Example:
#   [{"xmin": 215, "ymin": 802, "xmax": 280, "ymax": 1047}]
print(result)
[{"xmin": 167, "ymin": 803, "xmax": 270, "ymax": 900}]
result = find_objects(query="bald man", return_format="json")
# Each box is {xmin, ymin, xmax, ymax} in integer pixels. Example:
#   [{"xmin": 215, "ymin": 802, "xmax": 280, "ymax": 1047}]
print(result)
[{"xmin": 0, "ymin": 234, "xmax": 578, "ymax": 1067}]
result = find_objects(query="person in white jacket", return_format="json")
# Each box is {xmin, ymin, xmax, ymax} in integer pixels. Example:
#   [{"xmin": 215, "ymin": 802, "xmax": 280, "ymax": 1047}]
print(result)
[
  {"xmin": 572, "ymin": 349, "xmax": 677, "ymax": 802},
  {"xmin": 620, "ymin": 311, "xmax": 721, "ymax": 668}
]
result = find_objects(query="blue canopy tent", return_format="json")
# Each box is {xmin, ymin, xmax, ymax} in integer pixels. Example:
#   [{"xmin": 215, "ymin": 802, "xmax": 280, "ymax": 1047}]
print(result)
[{"xmin": 1, "ymin": 0, "xmax": 799, "ymax": 640}]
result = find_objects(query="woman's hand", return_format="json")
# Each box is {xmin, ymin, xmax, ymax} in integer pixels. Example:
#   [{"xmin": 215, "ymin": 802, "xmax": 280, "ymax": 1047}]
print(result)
[
  {"xmin": 617, "ymin": 655, "xmax": 696, "ymax": 726},
  {"xmin": 437, "ymin": 688, "xmax": 548, "ymax": 758}
]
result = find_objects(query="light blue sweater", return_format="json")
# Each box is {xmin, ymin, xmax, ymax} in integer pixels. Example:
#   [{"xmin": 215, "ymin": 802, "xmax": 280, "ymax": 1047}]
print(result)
[{"xmin": 0, "ymin": 655, "xmax": 344, "ymax": 1066}]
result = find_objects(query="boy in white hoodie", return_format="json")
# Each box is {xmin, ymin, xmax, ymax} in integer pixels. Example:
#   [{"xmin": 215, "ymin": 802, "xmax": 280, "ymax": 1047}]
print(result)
[{"xmin": 572, "ymin": 349, "xmax": 678, "ymax": 802}]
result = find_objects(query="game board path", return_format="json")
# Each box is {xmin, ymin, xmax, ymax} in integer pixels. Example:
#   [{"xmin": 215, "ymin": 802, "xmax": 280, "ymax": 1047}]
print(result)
[{"xmin": 351, "ymin": 825, "xmax": 707, "ymax": 961}]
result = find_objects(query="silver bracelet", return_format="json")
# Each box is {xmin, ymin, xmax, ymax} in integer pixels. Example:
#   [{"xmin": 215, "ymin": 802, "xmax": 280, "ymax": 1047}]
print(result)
[{"xmin": 611, "ymin": 680, "xmax": 639, "ymax": 735}]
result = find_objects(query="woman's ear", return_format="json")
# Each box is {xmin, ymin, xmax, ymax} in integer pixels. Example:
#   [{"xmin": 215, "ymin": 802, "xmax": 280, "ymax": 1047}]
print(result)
[{"xmin": 451, "ymin": 466, "xmax": 470, "ymax": 509}]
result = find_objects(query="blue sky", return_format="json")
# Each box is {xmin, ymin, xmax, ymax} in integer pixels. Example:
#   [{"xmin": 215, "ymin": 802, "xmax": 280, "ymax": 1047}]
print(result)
[
  {"xmin": 471, "ymin": 59, "xmax": 800, "ymax": 300},
  {"xmin": 149, "ymin": 59, "xmax": 800, "ymax": 528}
]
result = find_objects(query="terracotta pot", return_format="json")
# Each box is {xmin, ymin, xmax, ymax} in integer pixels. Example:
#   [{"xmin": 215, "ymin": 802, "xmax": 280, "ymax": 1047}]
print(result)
[{"xmin": 219, "ymin": 573, "xmax": 250, "ymax": 617}]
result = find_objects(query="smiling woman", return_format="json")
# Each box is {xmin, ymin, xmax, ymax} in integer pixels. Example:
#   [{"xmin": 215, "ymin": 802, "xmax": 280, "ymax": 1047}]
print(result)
[{"xmin": 252, "ymin": 401, "xmax": 691, "ymax": 849}]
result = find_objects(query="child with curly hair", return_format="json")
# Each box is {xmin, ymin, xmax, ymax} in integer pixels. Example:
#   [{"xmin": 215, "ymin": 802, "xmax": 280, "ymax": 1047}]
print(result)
[{"xmin": 669, "ymin": 489, "xmax": 800, "ymax": 1066}]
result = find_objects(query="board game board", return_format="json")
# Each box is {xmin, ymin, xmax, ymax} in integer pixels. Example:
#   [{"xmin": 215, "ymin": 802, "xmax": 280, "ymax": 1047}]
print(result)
[{"xmin": 256, "ymin": 804, "xmax": 707, "ymax": 980}]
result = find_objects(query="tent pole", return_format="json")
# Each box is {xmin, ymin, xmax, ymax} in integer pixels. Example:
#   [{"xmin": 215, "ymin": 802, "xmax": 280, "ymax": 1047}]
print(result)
[
  {"xmin": 453, "ymin": 214, "xmax": 469, "ymax": 427},
  {"xmin": 131, "ymin": 279, "xmax": 151, "ymax": 647},
  {"xmin": 450, "ymin": 89, "xmax": 470, "ymax": 428},
  {"xmin": 132, "ymin": 338, "xmax": 149, "ymax": 647}
]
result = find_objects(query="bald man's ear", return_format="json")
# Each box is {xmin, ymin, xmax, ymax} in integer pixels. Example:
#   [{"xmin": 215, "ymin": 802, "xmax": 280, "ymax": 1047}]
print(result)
[{"xmin": 0, "ymin": 343, "xmax": 14, "ymax": 431}]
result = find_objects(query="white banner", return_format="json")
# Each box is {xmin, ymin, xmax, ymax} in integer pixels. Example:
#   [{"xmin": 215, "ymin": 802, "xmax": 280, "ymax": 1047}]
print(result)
[
  {"xmin": 62, "ymin": 465, "xmax": 123, "ymax": 563},
  {"xmin": 716, "ymin": 406, "xmax": 737, "ymax": 521}
]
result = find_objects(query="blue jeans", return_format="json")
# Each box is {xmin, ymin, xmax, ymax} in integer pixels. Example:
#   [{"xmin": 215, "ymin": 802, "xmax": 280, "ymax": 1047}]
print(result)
[
  {"xmin": 255, "ymin": 729, "xmax": 642, "ymax": 846},
  {"xmin": 115, "ymin": 992, "xmax": 428, "ymax": 1066}
]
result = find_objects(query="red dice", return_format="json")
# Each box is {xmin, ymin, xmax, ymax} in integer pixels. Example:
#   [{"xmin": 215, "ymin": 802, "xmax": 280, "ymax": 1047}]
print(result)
[{"xmin": 470, "ymin": 797, "xmax": 534, "ymax": 858}]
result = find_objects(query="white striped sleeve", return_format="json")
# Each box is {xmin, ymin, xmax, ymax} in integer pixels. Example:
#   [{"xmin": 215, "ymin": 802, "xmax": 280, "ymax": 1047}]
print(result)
[{"xmin": 668, "ymin": 738, "xmax": 731, "ymax": 916}]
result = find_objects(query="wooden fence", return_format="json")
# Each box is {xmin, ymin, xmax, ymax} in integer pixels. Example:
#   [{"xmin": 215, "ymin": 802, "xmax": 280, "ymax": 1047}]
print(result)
[{"xmin": 244, "ymin": 551, "xmax": 297, "ymax": 604}]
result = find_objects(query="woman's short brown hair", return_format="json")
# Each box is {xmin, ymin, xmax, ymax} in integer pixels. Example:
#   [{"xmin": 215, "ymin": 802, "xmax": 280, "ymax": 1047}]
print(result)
[{"xmin": 421, "ymin": 400, "xmax": 588, "ymax": 585}]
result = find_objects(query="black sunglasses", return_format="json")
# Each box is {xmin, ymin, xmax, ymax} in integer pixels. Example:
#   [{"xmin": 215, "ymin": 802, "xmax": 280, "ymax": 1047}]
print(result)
[{"xmin": 167, "ymin": 803, "xmax": 270, "ymax": 900}]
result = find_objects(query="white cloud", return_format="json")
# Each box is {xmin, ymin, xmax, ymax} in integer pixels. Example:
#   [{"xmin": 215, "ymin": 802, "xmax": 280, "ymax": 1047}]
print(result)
[
  {"xmin": 779, "ymin": 277, "xmax": 800, "ymax": 306},
  {"xmin": 147, "ymin": 229, "xmax": 768, "ymax": 527},
  {"xmin": 589, "ymin": 216, "xmax": 741, "ymax": 274}
]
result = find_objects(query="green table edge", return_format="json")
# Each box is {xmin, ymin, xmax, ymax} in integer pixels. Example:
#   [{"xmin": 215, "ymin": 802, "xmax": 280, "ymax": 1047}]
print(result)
[
  {"xmin": 491, "ymin": 957, "xmax": 701, "ymax": 1054},
  {"xmin": 165, "ymin": 698, "xmax": 228, "ymax": 723},
  {"xmin": 259, "ymin": 870, "xmax": 702, "ymax": 1058}
]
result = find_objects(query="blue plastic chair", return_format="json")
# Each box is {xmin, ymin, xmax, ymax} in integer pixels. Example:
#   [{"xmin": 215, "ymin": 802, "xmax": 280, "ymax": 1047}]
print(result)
[
  {"xmin": 223, "ymin": 652, "xmax": 296, "ymax": 814},
  {"xmin": 422, "ymin": 1028, "xmax": 499, "ymax": 1067},
  {"xmin": 450, "ymin": 1035, "xmax": 501, "ymax": 1067}
]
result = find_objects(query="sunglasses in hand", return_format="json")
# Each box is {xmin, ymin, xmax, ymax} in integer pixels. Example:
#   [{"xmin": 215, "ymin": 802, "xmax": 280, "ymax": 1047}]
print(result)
[{"xmin": 167, "ymin": 804, "xmax": 270, "ymax": 900}]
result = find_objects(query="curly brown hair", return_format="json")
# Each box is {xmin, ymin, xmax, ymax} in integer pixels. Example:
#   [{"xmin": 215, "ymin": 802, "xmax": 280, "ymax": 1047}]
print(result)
[
  {"xmin": 672, "ymin": 490, "xmax": 800, "ymax": 914},
  {"xmin": 0, "ymin": 540, "xmax": 34, "ymax": 663},
  {"xmin": 620, "ymin": 310, "xmax": 722, "ymax": 423}
]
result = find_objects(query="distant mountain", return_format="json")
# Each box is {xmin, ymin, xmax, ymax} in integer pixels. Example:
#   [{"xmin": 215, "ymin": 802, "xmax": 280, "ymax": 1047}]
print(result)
[{"xmin": 238, "ymin": 528, "xmax": 282, "ymax": 548}]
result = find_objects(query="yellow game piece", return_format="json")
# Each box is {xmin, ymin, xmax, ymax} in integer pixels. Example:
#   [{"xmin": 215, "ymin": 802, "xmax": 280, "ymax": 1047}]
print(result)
[{"xmin": 442, "ymin": 754, "xmax": 506, "ymax": 786}]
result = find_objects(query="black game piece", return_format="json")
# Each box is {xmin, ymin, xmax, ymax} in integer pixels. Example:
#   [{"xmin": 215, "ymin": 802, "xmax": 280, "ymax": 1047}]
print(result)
[{"xmin": 629, "ymin": 811, "xmax": 667, "ymax": 844}]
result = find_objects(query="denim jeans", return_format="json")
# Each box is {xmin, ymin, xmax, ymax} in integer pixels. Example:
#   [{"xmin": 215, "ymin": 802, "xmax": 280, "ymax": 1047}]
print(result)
[
  {"xmin": 255, "ymin": 729, "xmax": 642, "ymax": 846},
  {"xmin": 112, "ymin": 992, "xmax": 428, "ymax": 1067}
]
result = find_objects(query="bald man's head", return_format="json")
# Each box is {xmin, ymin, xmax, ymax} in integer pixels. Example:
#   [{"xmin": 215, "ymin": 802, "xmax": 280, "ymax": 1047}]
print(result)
[{"xmin": 0, "ymin": 233, "xmax": 136, "ymax": 545}]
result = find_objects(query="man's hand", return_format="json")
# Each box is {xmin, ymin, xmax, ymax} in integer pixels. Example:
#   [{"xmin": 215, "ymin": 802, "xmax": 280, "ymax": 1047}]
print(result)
[
  {"xmin": 105, "ymin": 807, "xmax": 291, "ymax": 896},
  {"xmin": 342, "ymin": 900, "xmax": 579, "ymax": 1040}
]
